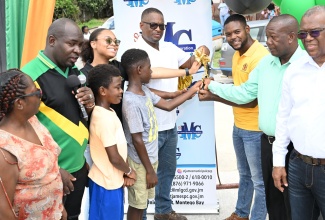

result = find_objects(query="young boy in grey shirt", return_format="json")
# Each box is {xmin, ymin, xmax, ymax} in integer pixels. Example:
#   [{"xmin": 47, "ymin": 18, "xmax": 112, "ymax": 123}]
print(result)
[{"xmin": 121, "ymin": 49, "xmax": 202, "ymax": 220}]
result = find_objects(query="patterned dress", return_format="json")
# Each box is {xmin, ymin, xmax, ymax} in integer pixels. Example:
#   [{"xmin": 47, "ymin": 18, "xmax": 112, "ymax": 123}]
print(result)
[{"xmin": 0, "ymin": 116, "xmax": 63, "ymax": 219}]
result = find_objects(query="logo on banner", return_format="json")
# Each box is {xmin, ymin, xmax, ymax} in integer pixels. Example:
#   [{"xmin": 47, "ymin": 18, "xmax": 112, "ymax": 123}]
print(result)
[
  {"xmin": 176, "ymin": 147, "xmax": 182, "ymax": 160},
  {"xmin": 125, "ymin": 0, "xmax": 149, "ymax": 7},
  {"xmin": 164, "ymin": 22, "xmax": 196, "ymax": 52},
  {"xmin": 178, "ymin": 122, "xmax": 203, "ymax": 140},
  {"xmin": 174, "ymin": 0, "xmax": 196, "ymax": 5}
]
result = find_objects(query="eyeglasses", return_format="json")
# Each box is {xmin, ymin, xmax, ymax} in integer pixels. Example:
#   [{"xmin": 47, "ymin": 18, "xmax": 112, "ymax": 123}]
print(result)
[
  {"xmin": 13, "ymin": 88, "xmax": 42, "ymax": 103},
  {"xmin": 142, "ymin": 21, "xmax": 166, "ymax": 30},
  {"xmin": 297, "ymin": 28, "xmax": 325, "ymax": 39},
  {"xmin": 97, "ymin": 37, "xmax": 121, "ymax": 46}
]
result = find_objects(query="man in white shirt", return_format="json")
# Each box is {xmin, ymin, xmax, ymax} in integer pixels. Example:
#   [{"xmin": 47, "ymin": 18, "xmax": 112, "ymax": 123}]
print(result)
[
  {"xmin": 272, "ymin": 6, "xmax": 325, "ymax": 219},
  {"xmin": 135, "ymin": 7, "xmax": 209, "ymax": 220}
]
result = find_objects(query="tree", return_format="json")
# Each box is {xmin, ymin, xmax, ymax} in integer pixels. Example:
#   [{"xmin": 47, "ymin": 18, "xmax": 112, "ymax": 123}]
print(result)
[
  {"xmin": 78, "ymin": 0, "xmax": 109, "ymax": 21},
  {"xmin": 103, "ymin": 0, "xmax": 114, "ymax": 18},
  {"xmin": 54, "ymin": 0, "xmax": 80, "ymax": 21},
  {"xmin": 53, "ymin": 0, "xmax": 113, "ymax": 21}
]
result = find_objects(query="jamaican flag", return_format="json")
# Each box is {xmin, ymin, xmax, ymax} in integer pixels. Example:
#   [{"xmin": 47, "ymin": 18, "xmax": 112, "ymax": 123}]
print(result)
[{"xmin": 0, "ymin": 0, "xmax": 55, "ymax": 71}]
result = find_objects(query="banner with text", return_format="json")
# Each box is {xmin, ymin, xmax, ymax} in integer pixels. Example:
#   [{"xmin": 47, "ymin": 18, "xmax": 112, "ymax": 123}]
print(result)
[{"xmin": 113, "ymin": 0, "xmax": 218, "ymax": 213}]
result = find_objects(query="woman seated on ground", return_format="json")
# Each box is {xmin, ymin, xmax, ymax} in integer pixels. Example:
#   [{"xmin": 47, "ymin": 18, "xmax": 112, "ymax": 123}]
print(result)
[{"xmin": 0, "ymin": 69, "xmax": 64, "ymax": 220}]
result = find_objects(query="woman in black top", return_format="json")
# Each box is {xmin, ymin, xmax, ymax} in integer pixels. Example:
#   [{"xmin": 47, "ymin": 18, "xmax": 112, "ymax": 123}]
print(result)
[{"xmin": 80, "ymin": 28, "xmax": 126, "ymax": 122}]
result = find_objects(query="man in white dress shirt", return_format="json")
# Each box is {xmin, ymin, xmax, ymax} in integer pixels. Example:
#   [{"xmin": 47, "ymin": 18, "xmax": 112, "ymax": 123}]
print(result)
[{"xmin": 272, "ymin": 6, "xmax": 325, "ymax": 219}]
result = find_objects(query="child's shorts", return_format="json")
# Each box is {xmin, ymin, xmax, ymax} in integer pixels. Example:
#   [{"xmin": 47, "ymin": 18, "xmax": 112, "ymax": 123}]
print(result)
[
  {"xmin": 88, "ymin": 178, "xmax": 124, "ymax": 220},
  {"xmin": 127, "ymin": 156, "xmax": 158, "ymax": 209}
]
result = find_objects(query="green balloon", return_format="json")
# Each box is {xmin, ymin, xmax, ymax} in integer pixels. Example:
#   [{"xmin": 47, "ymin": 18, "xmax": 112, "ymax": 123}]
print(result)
[
  {"xmin": 273, "ymin": 0, "xmax": 282, "ymax": 6},
  {"xmin": 280, "ymin": 0, "xmax": 316, "ymax": 23},
  {"xmin": 316, "ymin": 0, "xmax": 325, "ymax": 4}
]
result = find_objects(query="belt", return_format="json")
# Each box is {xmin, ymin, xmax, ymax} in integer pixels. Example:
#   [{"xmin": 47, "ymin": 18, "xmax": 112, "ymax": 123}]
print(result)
[
  {"xmin": 294, "ymin": 149, "xmax": 325, "ymax": 166},
  {"xmin": 263, "ymin": 133, "xmax": 275, "ymax": 144}
]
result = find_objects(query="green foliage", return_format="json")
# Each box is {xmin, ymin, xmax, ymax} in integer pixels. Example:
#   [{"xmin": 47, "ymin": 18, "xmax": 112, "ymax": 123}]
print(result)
[
  {"xmin": 54, "ymin": 0, "xmax": 112, "ymax": 21},
  {"xmin": 78, "ymin": 0, "xmax": 108, "ymax": 16},
  {"xmin": 78, "ymin": 18, "xmax": 107, "ymax": 29},
  {"xmin": 54, "ymin": 0, "xmax": 80, "ymax": 20}
]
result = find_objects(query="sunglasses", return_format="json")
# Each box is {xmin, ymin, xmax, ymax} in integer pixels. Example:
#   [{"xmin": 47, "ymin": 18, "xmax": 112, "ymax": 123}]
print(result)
[
  {"xmin": 142, "ymin": 21, "xmax": 166, "ymax": 30},
  {"xmin": 297, "ymin": 28, "xmax": 325, "ymax": 39},
  {"xmin": 13, "ymin": 88, "xmax": 42, "ymax": 103},
  {"xmin": 97, "ymin": 37, "xmax": 121, "ymax": 46}
]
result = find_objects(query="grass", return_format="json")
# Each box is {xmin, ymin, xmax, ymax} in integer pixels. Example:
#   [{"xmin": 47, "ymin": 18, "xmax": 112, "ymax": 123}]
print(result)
[{"xmin": 78, "ymin": 18, "xmax": 107, "ymax": 29}]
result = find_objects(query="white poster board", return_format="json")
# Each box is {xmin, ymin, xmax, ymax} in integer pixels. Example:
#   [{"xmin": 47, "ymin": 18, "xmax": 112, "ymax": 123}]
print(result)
[{"xmin": 113, "ymin": 0, "xmax": 218, "ymax": 214}]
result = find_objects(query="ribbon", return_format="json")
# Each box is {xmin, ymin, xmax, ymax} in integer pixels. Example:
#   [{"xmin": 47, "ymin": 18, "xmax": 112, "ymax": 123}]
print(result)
[{"xmin": 178, "ymin": 49, "xmax": 210, "ymax": 90}]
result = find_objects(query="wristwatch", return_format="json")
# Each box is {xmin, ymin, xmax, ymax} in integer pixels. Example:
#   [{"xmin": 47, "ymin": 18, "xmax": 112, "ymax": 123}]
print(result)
[{"xmin": 185, "ymin": 68, "xmax": 190, "ymax": 76}]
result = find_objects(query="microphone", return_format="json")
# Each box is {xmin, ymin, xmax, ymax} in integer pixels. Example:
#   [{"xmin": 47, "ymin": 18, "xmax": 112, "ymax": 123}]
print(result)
[
  {"xmin": 78, "ymin": 74, "xmax": 86, "ymax": 86},
  {"xmin": 66, "ymin": 75, "xmax": 88, "ymax": 121}
]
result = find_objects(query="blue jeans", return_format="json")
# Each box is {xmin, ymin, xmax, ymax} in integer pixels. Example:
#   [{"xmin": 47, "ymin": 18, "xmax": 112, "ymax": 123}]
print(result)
[
  {"xmin": 232, "ymin": 126, "xmax": 267, "ymax": 220},
  {"xmin": 155, "ymin": 125, "xmax": 178, "ymax": 214},
  {"xmin": 288, "ymin": 150, "xmax": 325, "ymax": 220}
]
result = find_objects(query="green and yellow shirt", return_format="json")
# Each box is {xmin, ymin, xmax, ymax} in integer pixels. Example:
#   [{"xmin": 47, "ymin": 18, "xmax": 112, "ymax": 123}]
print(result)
[{"xmin": 22, "ymin": 51, "xmax": 88, "ymax": 173}]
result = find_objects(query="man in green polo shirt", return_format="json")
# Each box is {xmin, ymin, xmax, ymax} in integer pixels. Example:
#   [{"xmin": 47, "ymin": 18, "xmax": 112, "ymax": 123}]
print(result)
[
  {"xmin": 22, "ymin": 18, "xmax": 95, "ymax": 219},
  {"xmin": 199, "ymin": 14, "xmax": 306, "ymax": 220}
]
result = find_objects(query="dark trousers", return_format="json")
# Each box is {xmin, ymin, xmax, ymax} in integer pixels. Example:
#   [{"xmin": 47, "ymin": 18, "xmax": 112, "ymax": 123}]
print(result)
[
  {"xmin": 63, "ymin": 162, "xmax": 88, "ymax": 220},
  {"xmin": 261, "ymin": 134, "xmax": 293, "ymax": 220}
]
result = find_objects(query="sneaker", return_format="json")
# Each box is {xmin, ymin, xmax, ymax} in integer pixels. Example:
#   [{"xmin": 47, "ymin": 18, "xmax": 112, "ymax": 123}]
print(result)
[
  {"xmin": 154, "ymin": 211, "xmax": 187, "ymax": 220},
  {"xmin": 224, "ymin": 212, "xmax": 249, "ymax": 220}
]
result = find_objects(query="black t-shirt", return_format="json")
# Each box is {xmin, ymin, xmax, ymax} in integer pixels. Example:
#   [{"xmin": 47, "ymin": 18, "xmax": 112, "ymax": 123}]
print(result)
[{"xmin": 80, "ymin": 60, "xmax": 128, "ymax": 124}]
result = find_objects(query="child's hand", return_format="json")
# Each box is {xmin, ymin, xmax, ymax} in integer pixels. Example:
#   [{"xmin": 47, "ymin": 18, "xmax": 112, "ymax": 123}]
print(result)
[
  {"xmin": 189, "ymin": 80, "xmax": 203, "ymax": 94},
  {"xmin": 123, "ymin": 176, "xmax": 135, "ymax": 187},
  {"xmin": 126, "ymin": 168, "xmax": 137, "ymax": 181},
  {"xmin": 146, "ymin": 170, "xmax": 158, "ymax": 189}
]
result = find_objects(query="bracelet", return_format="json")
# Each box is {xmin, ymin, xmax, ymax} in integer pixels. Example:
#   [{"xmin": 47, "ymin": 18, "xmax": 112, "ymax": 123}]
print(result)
[
  {"xmin": 185, "ymin": 68, "xmax": 190, "ymax": 76},
  {"xmin": 125, "ymin": 167, "xmax": 132, "ymax": 176},
  {"xmin": 85, "ymin": 103, "xmax": 95, "ymax": 109}
]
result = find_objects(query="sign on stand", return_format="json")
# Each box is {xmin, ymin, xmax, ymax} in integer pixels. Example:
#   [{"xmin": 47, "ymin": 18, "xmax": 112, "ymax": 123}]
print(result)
[{"xmin": 113, "ymin": 0, "xmax": 218, "ymax": 214}]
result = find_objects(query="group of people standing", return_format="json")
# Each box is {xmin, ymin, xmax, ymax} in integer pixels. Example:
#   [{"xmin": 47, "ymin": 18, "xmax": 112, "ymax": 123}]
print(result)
[
  {"xmin": 0, "ymin": 3, "xmax": 324, "ymax": 220},
  {"xmin": 200, "ymin": 5, "xmax": 325, "ymax": 220},
  {"xmin": 0, "ymin": 6, "xmax": 207, "ymax": 220}
]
